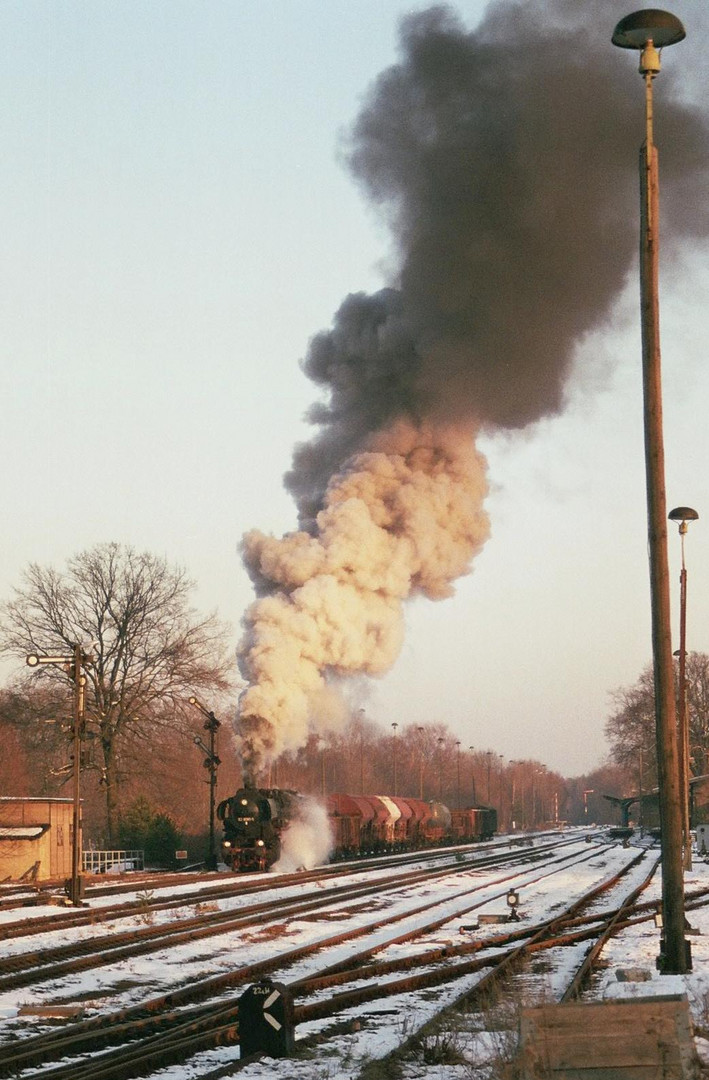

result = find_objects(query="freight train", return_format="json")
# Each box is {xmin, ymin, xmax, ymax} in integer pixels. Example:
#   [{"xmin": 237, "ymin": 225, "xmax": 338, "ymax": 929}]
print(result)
[{"xmin": 217, "ymin": 787, "xmax": 497, "ymax": 872}]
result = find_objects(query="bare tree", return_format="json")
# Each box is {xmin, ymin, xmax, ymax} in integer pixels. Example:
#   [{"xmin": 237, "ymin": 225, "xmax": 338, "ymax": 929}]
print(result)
[
  {"xmin": 564, "ymin": 763, "xmax": 630, "ymax": 826},
  {"xmin": 0, "ymin": 681, "xmax": 73, "ymax": 796},
  {"xmin": 605, "ymin": 664, "xmax": 658, "ymax": 789},
  {"xmin": 605, "ymin": 653, "xmax": 709, "ymax": 791},
  {"xmin": 0, "ymin": 543, "xmax": 233, "ymax": 840},
  {"xmin": 0, "ymin": 714, "xmax": 32, "ymax": 796},
  {"xmin": 686, "ymin": 652, "xmax": 709, "ymax": 776}
]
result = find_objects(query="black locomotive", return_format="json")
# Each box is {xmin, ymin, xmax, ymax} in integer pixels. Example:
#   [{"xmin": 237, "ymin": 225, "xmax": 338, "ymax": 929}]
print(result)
[{"xmin": 217, "ymin": 787, "xmax": 303, "ymax": 871}]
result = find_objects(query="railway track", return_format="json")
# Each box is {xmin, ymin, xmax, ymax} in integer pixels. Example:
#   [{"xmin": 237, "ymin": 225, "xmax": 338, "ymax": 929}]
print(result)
[
  {"xmin": 0, "ymin": 829, "xmax": 579, "ymax": 923},
  {"xmin": 0, "ymin": 834, "xmax": 547, "ymax": 939},
  {"xmin": 0, "ymin": 836, "xmax": 587, "ymax": 995},
  {"xmin": 0, "ymin": 868, "xmax": 223, "ymax": 905},
  {"xmin": 349, "ymin": 855, "xmax": 668, "ymax": 1080},
  {"xmin": 0, "ymin": 837, "xmax": 656, "ymax": 1080}
]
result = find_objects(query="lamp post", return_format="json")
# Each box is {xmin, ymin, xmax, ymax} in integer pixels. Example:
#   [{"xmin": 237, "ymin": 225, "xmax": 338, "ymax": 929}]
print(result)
[
  {"xmin": 639, "ymin": 745, "xmax": 645, "ymax": 837},
  {"xmin": 532, "ymin": 768, "xmax": 544, "ymax": 829},
  {"xmin": 27, "ymin": 644, "xmax": 93, "ymax": 905},
  {"xmin": 391, "ymin": 722, "xmax": 399, "ymax": 796},
  {"xmin": 437, "ymin": 737, "xmax": 445, "ymax": 800},
  {"xmin": 188, "ymin": 697, "xmax": 222, "ymax": 871},
  {"xmin": 486, "ymin": 751, "xmax": 492, "ymax": 805},
  {"xmin": 468, "ymin": 746, "xmax": 477, "ymax": 805},
  {"xmin": 358, "ymin": 708, "xmax": 366, "ymax": 795},
  {"xmin": 418, "ymin": 727, "xmax": 425, "ymax": 800},
  {"xmin": 455, "ymin": 741, "xmax": 461, "ymax": 809},
  {"xmin": 612, "ymin": 9, "xmax": 689, "ymax": 974},
  {"xmin": 669, "ymin": 506, "xmax": 699, "ymax": 871},
  {"xmin": 509, "ymin": 761, "xmax": 519, "ymax": 830}
]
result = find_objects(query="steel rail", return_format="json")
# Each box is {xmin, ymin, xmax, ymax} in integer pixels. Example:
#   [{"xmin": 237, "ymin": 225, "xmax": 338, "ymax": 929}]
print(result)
[
  {"xmin": 292, "ymin": 849, "xmax": 653, "ymax": 1017},
  {"xmin": 0, "ymin": 829, "xmax": 579, "ymax": 941},
  {"xmin": 188, "ymin": 861, "xmax": 665, "ymax": 1080},
  {"xmin": 0, "ymin": 832, "xmax": 536, "ymax": 922},
  {"xmin": 352, "ymin": 854, "xmax": 662, "ymax": 1079},
  {"xmin": 0, "ymin": 841, "xmax": 611, "ymax": 1079},
  {"xmin": 0, "ymin": 838, "xmax": 583, "ymax": 991}
]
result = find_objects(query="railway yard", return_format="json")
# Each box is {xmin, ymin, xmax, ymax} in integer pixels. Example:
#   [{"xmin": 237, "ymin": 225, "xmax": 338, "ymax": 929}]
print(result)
[{"xmin": 2, "ymin": 830, "xmax": 709, "ymax": 1078}]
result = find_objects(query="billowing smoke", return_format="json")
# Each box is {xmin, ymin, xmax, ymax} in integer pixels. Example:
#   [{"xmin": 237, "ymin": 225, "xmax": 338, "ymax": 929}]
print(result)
[
  {"xmin": 272, "ymin": 798, "xmax": 335, "ymax": 873},
  {"xmin": 237, "ymin": 1, "xmax": 709, "ymax": 780},
  {"xmin": 239, "ymin": 419, "xmax": 489, "ymax": 775}
]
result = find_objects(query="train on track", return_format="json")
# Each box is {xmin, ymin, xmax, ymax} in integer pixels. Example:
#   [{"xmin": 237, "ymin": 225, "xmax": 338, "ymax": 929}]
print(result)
[{"xmin": 217, "ymin": 786, "xmax": 497, "ymax": 871}]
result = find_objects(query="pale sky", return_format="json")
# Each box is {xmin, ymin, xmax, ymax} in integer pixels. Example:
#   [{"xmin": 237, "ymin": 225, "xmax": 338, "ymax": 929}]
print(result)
[{"xmin": 3, "ymin": 1, "xmax": 709, "ymax": 777}]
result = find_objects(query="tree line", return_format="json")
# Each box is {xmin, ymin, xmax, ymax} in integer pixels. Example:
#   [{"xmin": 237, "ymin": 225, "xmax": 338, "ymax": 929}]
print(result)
[
  {"xmin": 0, "ymin": 541, "xmax": 677, "ymax": 857},
  {"xmin": 605, "ymin": 652, "xmax": 709, "ymax": 796}
]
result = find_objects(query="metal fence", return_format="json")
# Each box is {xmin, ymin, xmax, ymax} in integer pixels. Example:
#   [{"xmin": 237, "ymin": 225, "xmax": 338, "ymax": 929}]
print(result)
[{"xmin": 82, "ymin": 849, "xmax": 144, "ymax": 874}]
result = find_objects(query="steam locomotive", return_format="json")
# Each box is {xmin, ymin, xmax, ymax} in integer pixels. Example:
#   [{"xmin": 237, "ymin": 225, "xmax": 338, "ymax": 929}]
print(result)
[
  {"xmin": 217, "ymin": 786, "xmax": 497, "ymax": 872},
  {"xmin": 217, "ymin": 787, "xmax": 304, "ymax": 872}
]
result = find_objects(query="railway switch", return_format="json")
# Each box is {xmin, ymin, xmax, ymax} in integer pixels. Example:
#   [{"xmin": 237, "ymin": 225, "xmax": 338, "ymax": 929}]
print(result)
[{"xmin": 239, "ymin": 980, "xmax": 295, "ymax": 1058}]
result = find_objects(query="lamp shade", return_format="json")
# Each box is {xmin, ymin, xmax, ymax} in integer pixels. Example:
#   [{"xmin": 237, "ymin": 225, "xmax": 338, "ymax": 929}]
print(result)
[{"xmin": 612, "ymin": 9, "xmax": 685, "ymax": 49}]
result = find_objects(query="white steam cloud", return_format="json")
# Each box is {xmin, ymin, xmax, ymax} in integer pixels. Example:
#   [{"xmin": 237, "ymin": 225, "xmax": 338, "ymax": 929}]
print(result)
[
  {"xmin": 238, "ymin": 420, "xmax": 489, "ymax": 777},
  {"xmin": 272, "ymin": 797, "xmax": 335, "ymax": 872}
]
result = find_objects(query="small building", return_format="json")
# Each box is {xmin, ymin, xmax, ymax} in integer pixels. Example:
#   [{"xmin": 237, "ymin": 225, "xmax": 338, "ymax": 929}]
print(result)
[{"xmin": 0, "ymin": 797, "xmax": 77, "ymax": 882}]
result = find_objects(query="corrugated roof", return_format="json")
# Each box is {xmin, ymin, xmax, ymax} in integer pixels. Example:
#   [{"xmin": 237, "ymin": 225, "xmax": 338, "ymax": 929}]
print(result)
[{"xmin": 0, "ymin": 797, "xmax": 73, "ymax": 804}]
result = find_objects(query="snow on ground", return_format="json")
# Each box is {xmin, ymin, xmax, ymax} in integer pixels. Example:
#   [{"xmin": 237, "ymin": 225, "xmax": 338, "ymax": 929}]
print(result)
[{"xmin": 2, "ymin": 832, "xmax": 709, "ymax": 1078}]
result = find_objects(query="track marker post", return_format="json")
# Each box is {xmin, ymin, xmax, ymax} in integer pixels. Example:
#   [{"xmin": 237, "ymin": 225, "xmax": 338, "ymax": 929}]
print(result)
[{"xmin": 239, "ymin": 980, "xmax": 295, "ymax": 1058}]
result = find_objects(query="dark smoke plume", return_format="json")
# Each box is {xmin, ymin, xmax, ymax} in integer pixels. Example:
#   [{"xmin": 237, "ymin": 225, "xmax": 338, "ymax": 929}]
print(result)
[
  {"xmin": 286, "ymin": 0, "xmax": 709, "ymax": 523},
  {"xmin": 238, "ymin": 1, "xmax": 709, "ymax": 778}
]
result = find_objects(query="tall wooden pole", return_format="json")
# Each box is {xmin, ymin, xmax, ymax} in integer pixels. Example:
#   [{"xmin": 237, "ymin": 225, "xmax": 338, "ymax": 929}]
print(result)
[{"xmin": 639, "ymin": 67, "xmax": 688, "ymax": 973}]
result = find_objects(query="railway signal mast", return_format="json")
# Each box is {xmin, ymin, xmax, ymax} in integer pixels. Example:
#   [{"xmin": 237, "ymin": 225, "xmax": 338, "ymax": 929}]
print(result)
[
  {"xmin": 188, "ymin": 696, "xmax": 222, "ymax": 871},
  {"xmin": 26, "ymin": 643, "xmax": 94, "ymax": 906}
]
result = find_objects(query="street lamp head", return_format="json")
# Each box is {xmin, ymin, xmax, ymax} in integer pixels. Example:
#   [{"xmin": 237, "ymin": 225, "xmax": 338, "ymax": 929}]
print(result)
[
  {"xmin": 612, "ymin": 10, "xmax": 685, "ymax": 76},
  {"xmin": 26, "ymin": 654, "xmax": 40, "ymax": 667},
  {"xmin": 188, "ymin": 696, "xmax": 198, "ymax": 706},
  {"xmin": 669, "ymin": 506, "xmax": 699, "ymax": 533},
  {"xmin": 612, "ymin": 10, "xmax": 685, "ymax": 48}
]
